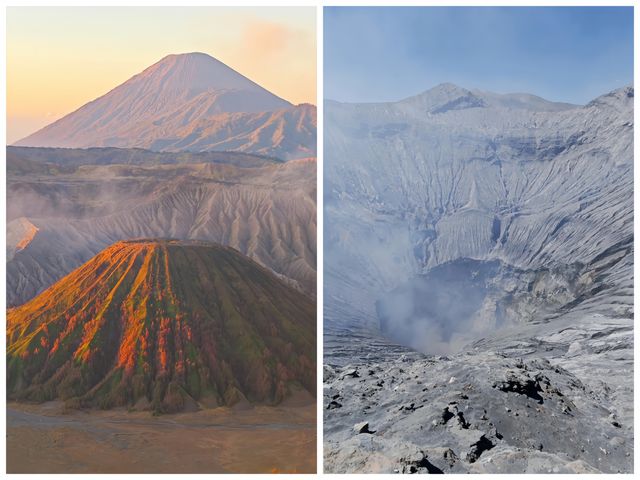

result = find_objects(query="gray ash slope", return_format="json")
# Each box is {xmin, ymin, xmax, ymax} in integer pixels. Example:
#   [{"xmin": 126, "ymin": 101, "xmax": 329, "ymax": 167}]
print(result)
[
  {"xmin": 8, "ymin": 148, "xmax": 316, "ymax": 306},
  {"xmin": 323, "ymin": 84, "xmax": 633, "ymax": 473}
]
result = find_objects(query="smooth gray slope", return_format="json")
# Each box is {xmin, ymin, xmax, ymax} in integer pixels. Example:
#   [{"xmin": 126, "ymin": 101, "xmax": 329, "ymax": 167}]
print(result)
[{"xmin": 323, "ymin": 84, "xmax": 633, "ymax": 473}]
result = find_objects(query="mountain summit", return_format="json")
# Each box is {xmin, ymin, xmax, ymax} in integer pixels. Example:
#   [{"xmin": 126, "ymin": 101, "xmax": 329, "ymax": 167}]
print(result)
[
  {"xmin": 133, "ymin": 52, "xmax": 291, "ymax": 103},
  {"xmin": 15, "ymin": 52, "xmax": 316, "ymax": 160},
  {"xmin": 7, "ymin": 239, "xmax": 316, "ymax": 412},
  {"xmin": 119, "ymin": 52, "xmax": 292, "ymax": 112}
]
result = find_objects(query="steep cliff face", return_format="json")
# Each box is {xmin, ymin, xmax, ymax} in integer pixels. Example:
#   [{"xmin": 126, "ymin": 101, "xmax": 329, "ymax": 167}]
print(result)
[
  {"xmin": 323, "ymin": 85, "xmax": 633, "ymax": 473},
  {"xmin": 324, "ymin": 84, "xmax": 632, "ymax": 337},
  {"xmin": 8, "ymin": 240, "xmax": 316, "ymax": 412}
]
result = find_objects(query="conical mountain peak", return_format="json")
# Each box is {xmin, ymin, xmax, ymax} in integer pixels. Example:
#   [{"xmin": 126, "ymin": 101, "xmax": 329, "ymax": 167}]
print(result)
[
  {"xmin": 7, "ymin": 239, "xmax": 316, "ymax": 412},
  {"xmin": 131, "ymin": 52, "xmax": 287, "ymax": 98},
  {"xmin": 13, "ymin": 52, "xmax": 316, "ymax": 160}
]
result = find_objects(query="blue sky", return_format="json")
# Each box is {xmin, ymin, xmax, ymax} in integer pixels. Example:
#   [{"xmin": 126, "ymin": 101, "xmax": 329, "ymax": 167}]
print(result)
[{"xmin": 324, "ymin": 7, "xmax": 633, "ymax": 104}]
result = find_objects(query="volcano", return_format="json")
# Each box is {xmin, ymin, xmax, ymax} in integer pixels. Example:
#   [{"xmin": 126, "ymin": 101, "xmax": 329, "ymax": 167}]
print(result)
[
  {"xmin": 323, "ymin": 84, "xmax": 633, "ymax": 473},
  {"xmin": 7, "ymin": 239, "xmax": 316, "ymax": 412},
  {"xmin": 14, "ymin": 52, "xmax": 316, "ymax": 160}
]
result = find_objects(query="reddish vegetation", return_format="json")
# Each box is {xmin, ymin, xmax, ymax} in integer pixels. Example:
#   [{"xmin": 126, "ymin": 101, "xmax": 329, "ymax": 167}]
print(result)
[{"xmin": 7, "ymin": 240, "xmax": 316, "ymax": 412}]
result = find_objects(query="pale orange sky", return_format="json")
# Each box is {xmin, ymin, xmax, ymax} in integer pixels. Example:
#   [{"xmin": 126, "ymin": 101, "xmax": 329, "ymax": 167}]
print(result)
[{"xmin": 7, "ymin": 7, "xmax": 316, "ymax": 143}]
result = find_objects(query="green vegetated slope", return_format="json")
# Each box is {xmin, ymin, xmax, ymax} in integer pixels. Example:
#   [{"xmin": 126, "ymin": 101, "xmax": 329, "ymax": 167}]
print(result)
[{"xmin": 7, "ymin": 239, "xmax": 316, "ymax": 412}]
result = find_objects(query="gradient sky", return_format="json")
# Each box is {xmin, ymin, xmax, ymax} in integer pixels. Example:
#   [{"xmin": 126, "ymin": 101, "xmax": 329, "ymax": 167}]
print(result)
[
  {"xmin": 325, "ymin": 7, "xmax": 633, "ymax": 104},
  {"xmin": 7, "ymin": 7, "xmax": 316, "ymax": 143}
]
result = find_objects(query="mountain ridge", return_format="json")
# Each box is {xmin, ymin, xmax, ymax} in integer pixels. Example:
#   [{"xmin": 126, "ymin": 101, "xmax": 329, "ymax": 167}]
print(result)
[
  {"xmin": 326, "ymin": 82, "xmax": 632, "ymax": 111},
  {"xmin": 7, "ymin": 148, "xmax": 317, "ymax": 307}
]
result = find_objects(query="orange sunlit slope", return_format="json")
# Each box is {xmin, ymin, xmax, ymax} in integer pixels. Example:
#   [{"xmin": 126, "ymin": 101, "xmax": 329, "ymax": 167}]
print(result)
[{"xmin": 7, "ymin": 239, "xmax": 316, "ymax": 412}]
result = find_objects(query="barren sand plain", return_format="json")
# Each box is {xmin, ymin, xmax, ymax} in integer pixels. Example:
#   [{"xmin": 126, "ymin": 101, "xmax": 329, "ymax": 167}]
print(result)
[{"xmin": 7, "ymin": 401, "xmax": 316, "ymax": 473}]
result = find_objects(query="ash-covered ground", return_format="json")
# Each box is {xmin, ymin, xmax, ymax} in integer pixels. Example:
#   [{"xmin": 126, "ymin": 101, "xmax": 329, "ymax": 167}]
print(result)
[{"xmin": 323, "ymin": 85, "xmax": 633, "ymax": 473}]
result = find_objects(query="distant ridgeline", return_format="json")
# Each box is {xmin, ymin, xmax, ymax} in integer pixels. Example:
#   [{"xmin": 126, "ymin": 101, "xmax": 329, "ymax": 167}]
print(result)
[{"xmin": 6, "ymin": 146, "xmax": 283, "ymax": 170}]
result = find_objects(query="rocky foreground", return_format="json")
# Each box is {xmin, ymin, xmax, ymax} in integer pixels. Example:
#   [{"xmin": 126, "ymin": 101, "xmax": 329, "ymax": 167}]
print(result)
[{"xmin": 324, "ymin": 312, "xmax": 633, "ymax": 473}]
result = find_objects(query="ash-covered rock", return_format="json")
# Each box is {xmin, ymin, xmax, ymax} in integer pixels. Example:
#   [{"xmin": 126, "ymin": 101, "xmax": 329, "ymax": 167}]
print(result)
[
  {"xmin": 324, "ymin": 315, "xmax": 633, "ymax": 473},
  {"xmin": 323, "ymin": 85, "xmax": 633, "ymax": 473}
]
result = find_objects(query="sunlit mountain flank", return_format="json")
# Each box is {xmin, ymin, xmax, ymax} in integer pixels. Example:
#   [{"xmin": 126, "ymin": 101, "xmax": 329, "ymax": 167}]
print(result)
[
  {"xmin": 8, "ymin": 240, "xmax": 316, "ymax": 413},
  {"xmin": 15, "ymin": 53, "xmax": 316, "ymax": 161}
]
